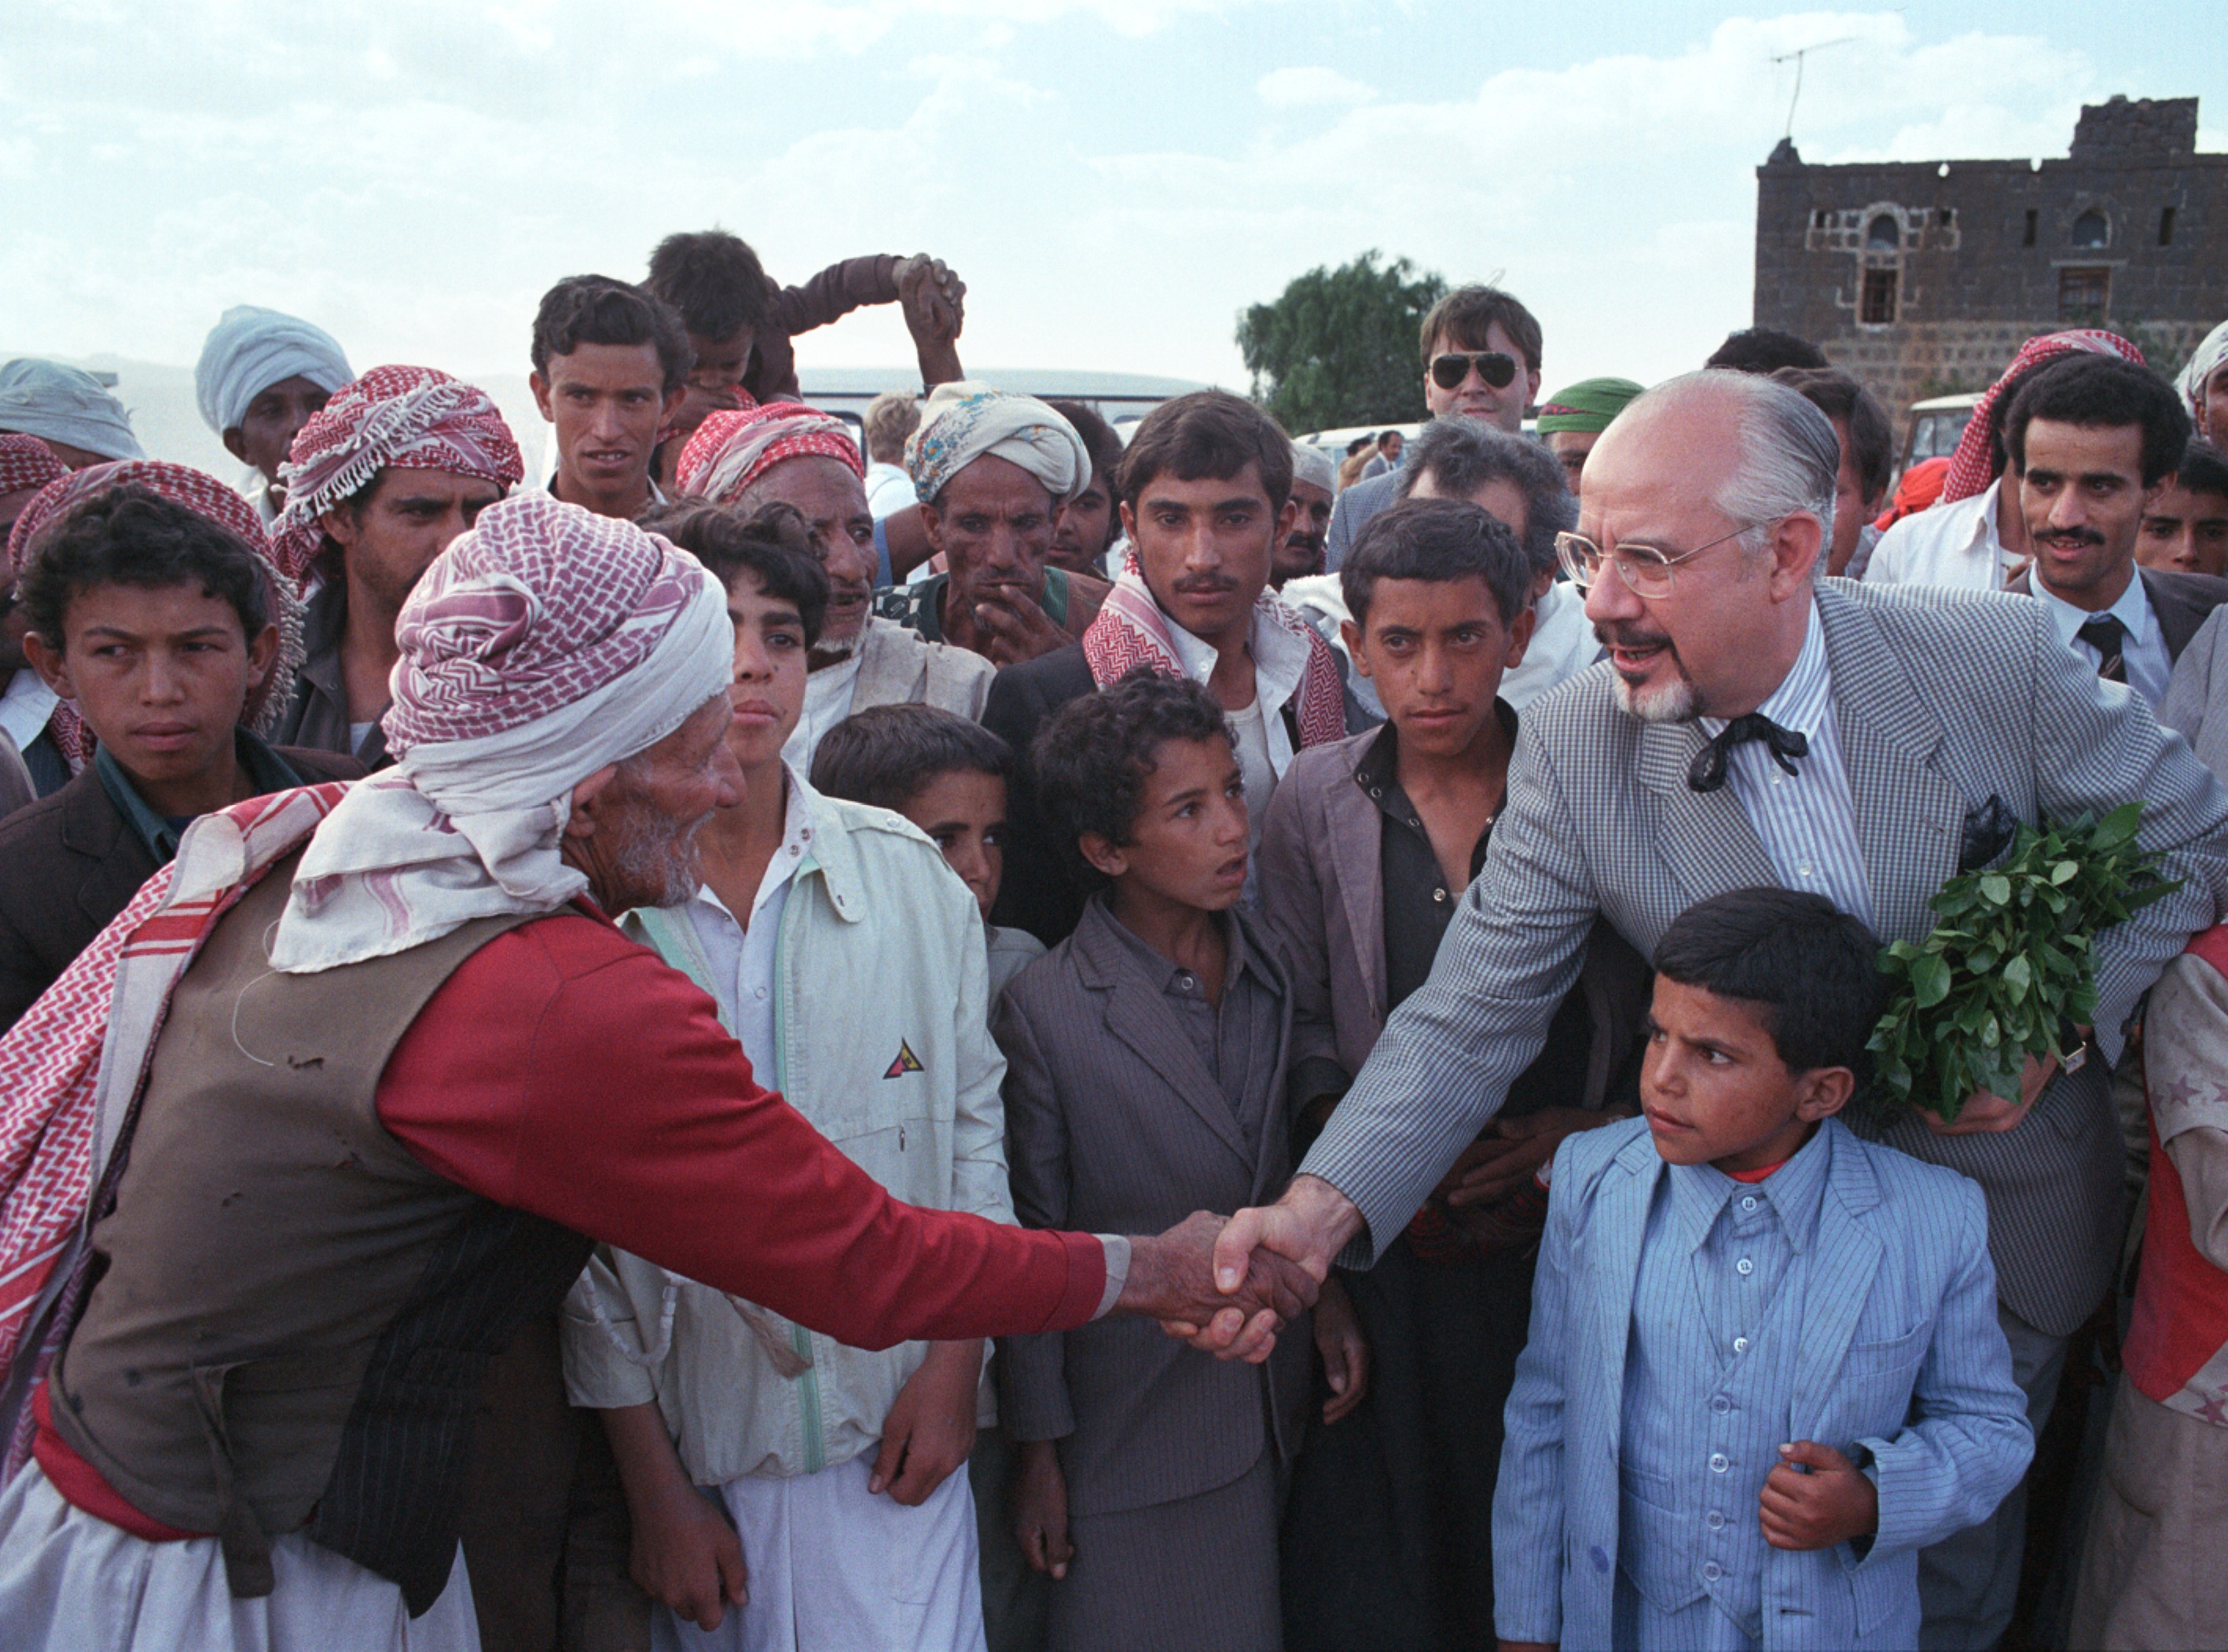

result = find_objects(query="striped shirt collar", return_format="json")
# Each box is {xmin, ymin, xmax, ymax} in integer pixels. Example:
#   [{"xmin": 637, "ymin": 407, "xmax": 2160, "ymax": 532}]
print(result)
[
  {"xmin": 1665, "ymin": 1118, "xmax": 1835, "ymax": 1255},
  {"xmin": 1700, "ymin": 599, "xmax": 1830, "ymax": 743}
]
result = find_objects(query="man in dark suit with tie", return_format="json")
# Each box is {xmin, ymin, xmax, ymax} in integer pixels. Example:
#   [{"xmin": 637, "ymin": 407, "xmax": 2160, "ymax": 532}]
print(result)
[
  {"xmin": 2001, "ymin": 351, "xmax": 2225, "ymax": 706},
  {"xmin": 1195, "ymin": 370, "xmax": 2228, "ymax": 1650}
]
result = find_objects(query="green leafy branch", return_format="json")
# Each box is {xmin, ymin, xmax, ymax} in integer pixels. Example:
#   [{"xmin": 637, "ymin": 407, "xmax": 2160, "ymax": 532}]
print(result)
[{"xmin": 1867, "ymin": 802, "xmax": 2178, "ymax": 1122}]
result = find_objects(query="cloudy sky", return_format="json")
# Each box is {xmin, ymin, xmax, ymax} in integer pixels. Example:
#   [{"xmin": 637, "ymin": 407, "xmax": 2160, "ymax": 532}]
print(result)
[{"xmin": 4, "ymin": 2, "xmax": 2222, "ymax": 417}]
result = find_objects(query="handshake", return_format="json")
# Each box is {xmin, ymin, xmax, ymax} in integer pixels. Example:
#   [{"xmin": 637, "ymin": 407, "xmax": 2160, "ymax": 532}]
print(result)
[{"xmin": 1109, "ymin": 1178, "xmax": 1364, "ymax": 1361}]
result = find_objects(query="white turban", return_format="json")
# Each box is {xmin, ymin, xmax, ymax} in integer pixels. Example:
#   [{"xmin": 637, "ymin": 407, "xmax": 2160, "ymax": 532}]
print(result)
[
  {"xmin": 0, "ymin": 359, "xmax": 142, "ymax": 461},
  {"xmin": 1290, "ymin": 441, "xmax": 1337, "ymax": 494},
  {"xmin": 2180, "ymin": 320, "xmax": 2228, "ymax": 425},
  {"xmin": 905, "ymin": 380, "xmax": 1092, "ymax": 507},
  {"xmin": 194, "ymin": 305, "xmax": 354, "ymax": 435}
]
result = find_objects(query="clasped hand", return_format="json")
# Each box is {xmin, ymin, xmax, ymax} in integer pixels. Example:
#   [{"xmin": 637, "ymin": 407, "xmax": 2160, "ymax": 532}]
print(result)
[{"xmin": 1118, "ymin": 1210, "xmax": 1323, "ymax": 1361}]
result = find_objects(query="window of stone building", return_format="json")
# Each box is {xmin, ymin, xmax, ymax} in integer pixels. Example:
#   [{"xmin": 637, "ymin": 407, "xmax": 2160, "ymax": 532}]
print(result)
[
  {"xmin": 2160, "ymin": 206, "xmax": 2177, "ymax": 246},
  {"xmin": 1813, "ymin": 208, "xmax": 1829, "ymax": 229},
  {"xmin": 2024, "ymin": 209, "xmax": 2039, "ymax": 248},
  {"xmin": 1938, "ymin": 207, "xmax": 1955, "ymax": 228},
  {"xmin": 1866, "ymin": 214, "xmax": 1901, "ymax": 250},
  {"xmin": 1861, "ymin": 266, "xmax": 1899, "ymax": 325},
  {"xmin": 2059, "ymin": 266, "xmax": 2110, "ymax": 321},
  {"xmin": 2072, "ymin": 209, "xmax": 2110, "ymax": 248}
]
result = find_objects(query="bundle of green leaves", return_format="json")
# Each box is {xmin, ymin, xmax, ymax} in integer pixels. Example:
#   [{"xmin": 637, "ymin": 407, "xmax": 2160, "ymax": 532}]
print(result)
[{"xmin": 1867, "ymin": 803, "xmax": 2178, "ymax": 1122}]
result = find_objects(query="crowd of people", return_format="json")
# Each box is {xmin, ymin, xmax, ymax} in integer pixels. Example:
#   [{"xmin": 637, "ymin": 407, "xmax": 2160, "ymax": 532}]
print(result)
[{"xmin": 0, "ymin": 227, "xmax": 2226, "ymax": 1652}]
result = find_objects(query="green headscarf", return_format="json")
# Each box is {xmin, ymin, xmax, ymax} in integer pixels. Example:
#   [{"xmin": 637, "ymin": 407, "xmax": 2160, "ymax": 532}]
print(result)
[{"xmin": 1535, "ymin": 377, "xmax": 1644, "ymax": 435}]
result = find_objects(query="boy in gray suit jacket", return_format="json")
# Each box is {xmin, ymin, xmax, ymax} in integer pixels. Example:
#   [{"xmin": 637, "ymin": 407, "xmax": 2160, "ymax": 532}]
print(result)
[
  {"xmin": 996, "ymin": 670, "xmax": 1363, "ymax": 1652},
  {"xmin": 1496, "ymin": 889, "xmax": 2032, "ymax": 1652}
]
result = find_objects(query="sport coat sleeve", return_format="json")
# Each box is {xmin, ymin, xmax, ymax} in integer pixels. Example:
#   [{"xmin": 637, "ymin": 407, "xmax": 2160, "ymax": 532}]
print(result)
[
  {"xmin": 2024, "ymin": 602, "xmax": 2228, "ymax": 1060},
  {"xmin": 949, "ymin": 897, "xmax": 1017, "ymax": 1225},
  {"xmin": 1257, "ymin": 763, "xmax": 1347, "ymax": 1111},
  {"xmin": 1297, "ymin": 711, "xmax": 1601, "ymax": 1264},
  {"xmin": 1490, "ymin": 1133, "xmax": 1582, "ymax": 1643},
  {"xmin": 2161, "ymin": 606, "xmax": 2228, "ymax": 784},
  {"xmin": 993, "ymin": 983, "xmax": 1077, "ymax": 1441},
  {"xmin": 1858, "ymin": 1182, "xmax": 2035, "ymax": 1559}
]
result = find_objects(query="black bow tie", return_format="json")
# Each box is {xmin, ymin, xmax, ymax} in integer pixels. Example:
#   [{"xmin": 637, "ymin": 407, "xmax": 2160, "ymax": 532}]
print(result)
[{"xmin": 1689, "ymin": 713, "xmax": 1809, "ymax": 793}]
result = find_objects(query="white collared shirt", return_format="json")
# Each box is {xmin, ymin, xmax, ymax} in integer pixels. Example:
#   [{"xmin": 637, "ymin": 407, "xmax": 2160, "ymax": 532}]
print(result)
[
  {"xmin": 1864, "ymin": 478, "xmax": 2020, "ymax": 594},
  {"xmin": 1162, "ymin": 606, "xmax": 1311, "ymax": 900},
  {"xmin": 780, "ymin": 651, "xmax": 864, "ymax": 776},
  {"xmin": 1698, "ymin": 602, "xmax": 1876, "ymax": 932},
  {"xmin": 682, "ymin": 766, "xmax": 815, "ymax": 1074},
  {"xmin": 0, "ymin": 669, "xmax": 57, "ymax": 757},
  {"xmin": 2032, "ymin": 568, "xmax": 2171, "ymax": 707},
  {"xmin": 1161, "ymin": 605, "xmax": 1311, "ymax": 784}
]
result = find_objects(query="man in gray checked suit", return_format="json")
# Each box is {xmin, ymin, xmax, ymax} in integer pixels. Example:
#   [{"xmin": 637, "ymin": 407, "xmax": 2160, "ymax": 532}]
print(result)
[{"xmin": 1200, "ymin": 371, "xmax": 2228, "ymax": 1650}]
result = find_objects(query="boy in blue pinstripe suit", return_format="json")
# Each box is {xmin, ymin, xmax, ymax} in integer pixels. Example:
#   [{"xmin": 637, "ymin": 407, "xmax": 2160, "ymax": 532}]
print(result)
[{"xmin": 1495, "ymin": 889, "xmax": 2032, "ymax": 1651}]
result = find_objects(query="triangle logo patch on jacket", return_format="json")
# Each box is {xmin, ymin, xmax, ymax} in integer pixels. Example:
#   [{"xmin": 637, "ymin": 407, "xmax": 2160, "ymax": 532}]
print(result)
[{"xmin": 883, "ymin": 1040, "xmax": 925, "ymax": 1079}]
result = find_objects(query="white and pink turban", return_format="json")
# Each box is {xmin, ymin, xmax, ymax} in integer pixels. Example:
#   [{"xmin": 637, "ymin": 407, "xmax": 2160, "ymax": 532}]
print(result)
[
  {"xmin": 6, "ymin": 460, "xmax": 309, "ymax": 771},
  {"xmin": 270, "ymin": 364, "xmax": 524, "ymax": 586},
  {"xmin": 267, "ymin": 492, "xmax": 732, "ymax": 973},
  {"xmin": 676, "ymin": 401, "xmax": 864, "ymax": 506}
]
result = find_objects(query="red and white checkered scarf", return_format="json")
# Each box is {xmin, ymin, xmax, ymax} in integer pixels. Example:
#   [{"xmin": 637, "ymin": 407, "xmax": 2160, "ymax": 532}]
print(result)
[
  {"xmin": 270, "ymin": 365, "xmax": 523, "ymax": 587},
  {"xmin": 1081, "ymin": 550, "xmax": 1345, "ymax": 748},
  {"xmin": 0, "ymin": 783, "xmax": 346, "ymax": 1475},
  {"xmin": 0, "ymin": 435, "xmax": 66, "ymax": 500},
  {"xmin": 1940, "ymin": 329, "xmax": 2147, "ymax": 503},
  {"xmin": 5, "ymin": 460, "xmax": 308, "ymax": 775},
  {"xmin": 676, "ymin": 401, "xmax": 859, "ymax": 505}
]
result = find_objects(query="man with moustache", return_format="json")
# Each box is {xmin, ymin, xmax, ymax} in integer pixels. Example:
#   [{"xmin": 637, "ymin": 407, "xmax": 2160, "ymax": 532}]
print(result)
[
  {"xmin": 1276, "ymin": 443, "xmax": 1335, "ymax": 587},
  {"xmin": 269, "ymin": 367, "xmax": 524, "ymax": 767},
  {"xmin": 986, "ymin": 391, "xmax": 1349, "ymax": 942},
  {"xmin": 877, "ymin": 382, "xmax": 1100, "ymax": 662},
  {"xmin": 1999, "ymin": 354, "xmax": 2224, "ymax": 706},
  {"xmin": 1197, "ymin": 370, "xmax": 2228, "ymax": 1650},
  {"xmin": 674, "ymin": 401, "xmax": 994, "ymax": 771},
  {"xmin": 1326, "ymin": 286, "xmax": 1543, "ymax": 571}
]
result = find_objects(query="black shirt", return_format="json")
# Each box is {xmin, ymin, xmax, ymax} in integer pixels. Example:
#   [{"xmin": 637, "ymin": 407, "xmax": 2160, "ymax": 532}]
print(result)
[{"xmin": 1356, "ymin": 711, "xmax": 1592, "ymax": 1118}]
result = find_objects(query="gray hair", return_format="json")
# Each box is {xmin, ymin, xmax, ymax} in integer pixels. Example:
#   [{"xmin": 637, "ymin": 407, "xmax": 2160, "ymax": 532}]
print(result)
[
  {"xmin": 1399, "ymin": 418, "xmax": 1575, "ymax": 578},
  {"xmin": 1635, "ymin": 371, "xmax": 1840, "ymax": 566}
]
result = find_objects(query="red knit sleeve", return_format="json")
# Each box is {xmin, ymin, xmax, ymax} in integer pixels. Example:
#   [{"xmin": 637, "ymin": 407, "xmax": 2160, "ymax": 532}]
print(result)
[{"xmin": 377, "ymin": 910, "xmax": 1107, "ymax": 1346}]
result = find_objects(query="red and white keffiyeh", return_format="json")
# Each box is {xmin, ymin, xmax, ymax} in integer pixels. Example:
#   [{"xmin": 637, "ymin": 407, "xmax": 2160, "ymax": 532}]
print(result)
[
  {"xmin": 675, "ymin": 401, "xmax": 862, "ymax": 505},
  {"xmin": 1941, "ymin": 329, "xmax": 2147, "ymax": 503},
  {"xmin": 1081, "ymin": 550, "xmax": 1345, "ymax": 748},
  {"xmin": 267, "ymin": 492, "xmax": 732, "ymax": 974},
  {"xmin": 270, "ymin": 365, "xmax": 523, "ymax": 586},
  {"xmin": 4, "ymin": 460, "xmax": 309, "ymax": 772},
  {"xmin": 0, "ymin": 435, "xmax": 66, "ymax": 499},
  {"xmin": 0, "ymin": 784, "xmax": 347, "ymax": 1476}
]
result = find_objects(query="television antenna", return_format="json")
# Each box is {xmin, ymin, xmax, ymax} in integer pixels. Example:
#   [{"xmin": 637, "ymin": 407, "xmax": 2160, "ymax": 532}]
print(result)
[{"xmin": 1771, "ymin": 36, "xmax": 1859, "ymax": 140}]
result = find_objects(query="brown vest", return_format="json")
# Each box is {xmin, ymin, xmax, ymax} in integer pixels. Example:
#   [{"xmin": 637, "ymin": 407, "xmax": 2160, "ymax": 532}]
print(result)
[{"xmin": 50, "ymin": 849, "xmax": 593, "ymax": 1612}]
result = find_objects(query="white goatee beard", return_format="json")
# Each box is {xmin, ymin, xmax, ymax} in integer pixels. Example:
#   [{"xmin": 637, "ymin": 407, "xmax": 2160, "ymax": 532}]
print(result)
[{"xmin": 1611, "ymin": 670, "xmax": 1699, "ymax": 725}]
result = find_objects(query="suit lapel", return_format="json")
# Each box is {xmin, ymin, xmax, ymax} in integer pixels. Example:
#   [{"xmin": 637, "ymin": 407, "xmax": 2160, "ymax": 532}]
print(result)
[
  {"xmin": 1789, "ymin": 1126, "xmax": 1885, "ymax": 1436},
  {"xmin": 2142, "ymin": 567, "xmax": 2208, "ymax": 662},
  {"xmin": 1818, "ymin": 589, "xmax": 1968, "ymax": 944},
  {"xmin": 61, "ymin": 771, "xmax": 156, "ymax": 932},
  {"xmin": 1635, "ymin": 721, "xmax": 1778, "ymax": 909},
  {"xmin": 1322, "ymin": 751, "xmax": 1387, "ymax": 1020},
  {"xmin": 1074, "ymin": 911, "xmax": 1255, "ymax": 1169},
  {"xmin": 1589, "ymin": 1135, "xmax": 1664, "ymax": 1437}
]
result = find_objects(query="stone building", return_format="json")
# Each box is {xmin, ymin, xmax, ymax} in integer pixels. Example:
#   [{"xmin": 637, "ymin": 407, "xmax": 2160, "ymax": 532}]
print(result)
[{"xmin": 1753, "ymin": 96, "xmax": 2227, "ymax": 439}]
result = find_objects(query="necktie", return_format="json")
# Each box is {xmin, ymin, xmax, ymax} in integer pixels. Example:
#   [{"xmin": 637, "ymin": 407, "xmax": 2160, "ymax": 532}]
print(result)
[
  {"xmin": 1689, "ymin": 713, "xmax": 1810, "ymax": 794},
  {"xmin": 2076, "ymin": 615, "xmax": 2127, "ymax": 683}
]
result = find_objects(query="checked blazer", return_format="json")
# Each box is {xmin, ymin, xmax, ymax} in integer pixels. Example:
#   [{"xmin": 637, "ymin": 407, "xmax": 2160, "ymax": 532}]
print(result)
[{"xmin": 1301, "ymin": 579, "xmax": 2228, "ymax": 1335}]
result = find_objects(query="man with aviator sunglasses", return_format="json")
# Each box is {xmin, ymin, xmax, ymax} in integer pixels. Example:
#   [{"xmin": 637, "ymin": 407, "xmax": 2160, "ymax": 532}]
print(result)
[{"xmin": 1326, "ymin": 286, "xmax": 1543, "ymax": 572}]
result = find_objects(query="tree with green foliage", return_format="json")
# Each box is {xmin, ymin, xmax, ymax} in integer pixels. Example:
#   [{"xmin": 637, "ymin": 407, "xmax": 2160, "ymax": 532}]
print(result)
[{"xmin": 1237, "ymin": 251, "xmax": 1446, "ymax": 435}]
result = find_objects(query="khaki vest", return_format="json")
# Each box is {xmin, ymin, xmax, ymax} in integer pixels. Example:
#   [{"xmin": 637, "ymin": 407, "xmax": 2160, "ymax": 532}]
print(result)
[{"xmin": 50, "ymin": 850, "xmax": 592, "ymax": 1612}]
